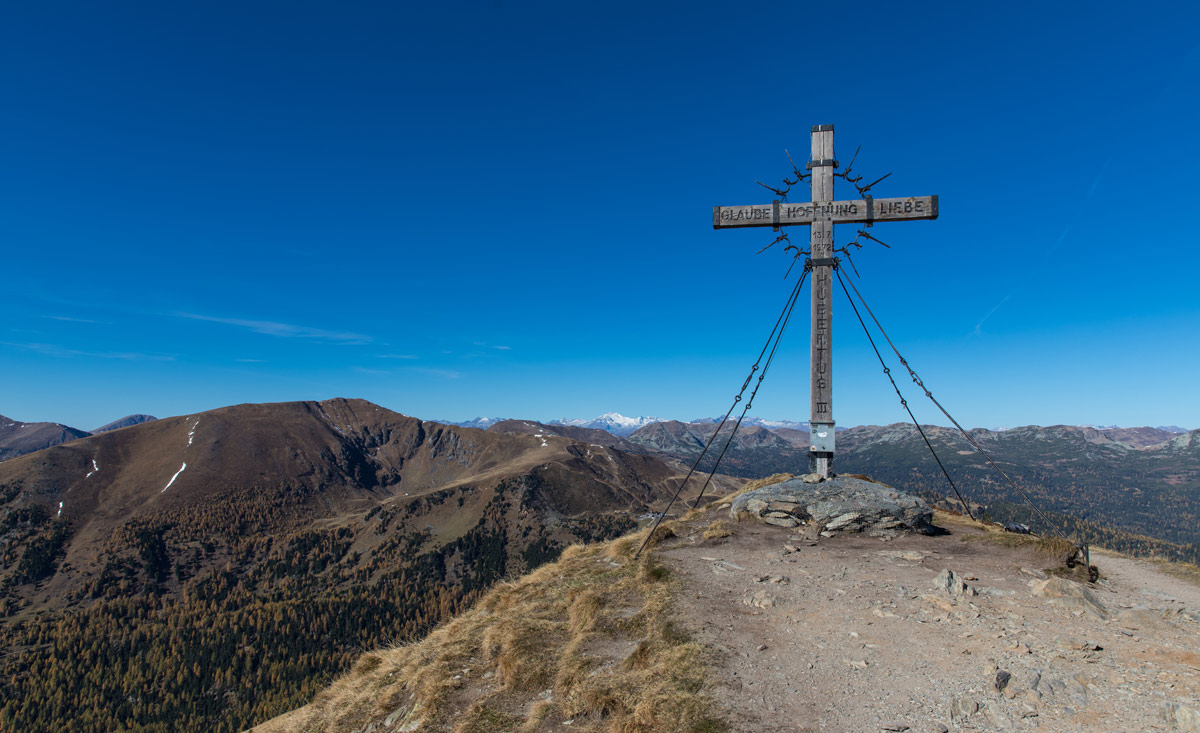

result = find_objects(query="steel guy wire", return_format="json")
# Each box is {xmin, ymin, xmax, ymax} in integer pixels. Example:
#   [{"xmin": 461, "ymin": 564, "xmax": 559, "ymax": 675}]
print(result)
[
  {"xmin": 837, "ymin": 265, "xmax": 1071, "ymax": 542},
  {"xmin": 634, "ymin": 266, "xmax": 810, "ymax": 560},
  {"xmin": 834, "ymin": 266, "xmax": 975, "ymax": 520}
]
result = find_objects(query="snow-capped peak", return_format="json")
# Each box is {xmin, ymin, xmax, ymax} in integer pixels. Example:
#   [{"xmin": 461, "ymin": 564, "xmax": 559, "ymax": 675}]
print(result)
[{"xmin": 550, "ymin": 413, "xmax": 667, "ymax": 436}]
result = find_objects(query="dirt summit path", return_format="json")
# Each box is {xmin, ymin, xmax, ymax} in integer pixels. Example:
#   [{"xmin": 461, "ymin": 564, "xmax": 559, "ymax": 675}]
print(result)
[{"xmin": 653, "ymin": 510, "xmax": 1200, "ymax": 732}]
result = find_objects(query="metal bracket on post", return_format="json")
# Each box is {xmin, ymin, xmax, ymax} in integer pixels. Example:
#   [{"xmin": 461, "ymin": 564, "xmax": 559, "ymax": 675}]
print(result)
[{"xmin": 809, "ymin": 423, "xmax": 836, "ymax": 453}]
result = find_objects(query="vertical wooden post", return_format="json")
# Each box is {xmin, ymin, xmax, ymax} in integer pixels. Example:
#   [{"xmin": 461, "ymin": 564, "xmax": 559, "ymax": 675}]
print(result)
[
  {"xmin": 711, "ymin": 125, "xmax": 938, "ymax": 481},
  {"xmin": 809, "ymin": 124, "xmax": 836, "ymax": 477}
]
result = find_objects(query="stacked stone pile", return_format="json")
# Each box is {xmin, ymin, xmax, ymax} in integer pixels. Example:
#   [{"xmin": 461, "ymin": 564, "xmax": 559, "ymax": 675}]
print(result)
[{"xmin": 729, "ymin": 474, "xmax": 934, "ymax": 536}]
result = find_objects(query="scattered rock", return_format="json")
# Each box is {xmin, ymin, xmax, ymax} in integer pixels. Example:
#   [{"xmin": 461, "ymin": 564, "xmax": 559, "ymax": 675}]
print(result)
[
  {"xmin": 1030, "ymin": 576, "xmax": 1108, "ymax": 619},
  {"xmin": 1175, "ymin": 607, "xmax": 1200, "ymax": 624},
  {"xmin": 1164, "ymin": 701, "xmax": 1200, "ymax": 732},
  {"xmin": 995, "ymin": 669, "xmax": 1012, "ymax": 692},
  {"xmin": 1054, "ymin": 636, "xmax": 1101, "ymax": 652},
  {"xmin": 762, "ymin": 513, "xmax": 799, "ymax": 528},
  {"xmin": 948, "ymin": 695, "xmax": 978, "ymax": 723},
  {"xmin": 744, "ymin": 591, "xmax": 778, "ymax": 609},
  {"xmin": 932, "ymin": 568, "xmax": 977, "ymax": 599},
  {"xmin": 825, "ymin": 512, "xmax": 862, "ymax": 531},
  {"xmin": 879, "ymin": 723, "xmax": 909, "ymax": 732},
  {"xmin": 979, "ymin": 702, "xmax": 1017, "ymax": 730},
  {"xmin": 1117, "ymin": 607, "xmax": 1177, "ymax": 632}
]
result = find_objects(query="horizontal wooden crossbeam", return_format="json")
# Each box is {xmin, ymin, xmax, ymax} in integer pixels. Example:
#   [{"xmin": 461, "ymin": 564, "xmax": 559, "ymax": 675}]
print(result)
[{"xmin": 712, "ymin": 195, "xmax": 938, "ymax": 229}]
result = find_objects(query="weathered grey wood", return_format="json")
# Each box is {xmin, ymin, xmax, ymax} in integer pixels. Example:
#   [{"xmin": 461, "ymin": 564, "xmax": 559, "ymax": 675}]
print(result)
[
  {"xmin": 710, "ymin": 124, "xmax": 939, "ymax": 480},
  {"xmin": 809, "ymin": 126, "xmax": 835, "ymax": 478},
  {"xmin": 712, "ymin": 195, "xmax": 937, "ymax": 229}
]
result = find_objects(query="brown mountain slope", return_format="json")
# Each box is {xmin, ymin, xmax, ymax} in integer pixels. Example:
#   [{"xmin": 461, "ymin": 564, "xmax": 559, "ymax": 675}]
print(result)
[
  {"xmin": 0, "ymin": 398, "xmax": 701, "ymax": 732},
  {"xmin": 488, "ymin": 418, "xmax": 645, "ymax": 452},
  {"xmin": 0, "ymin": 414, "xmax": 90, "ymax": 461},
  {"xmin": 1096, "ymin": 425, "xmax": 1179, "ymax": 449},
  {"xmin": 1, "ymin": 398, "xmax": 674, "ymax": 584},
  {"xmin": 629, "ymin": 420, "xmax": 807, "ymax": 477}
]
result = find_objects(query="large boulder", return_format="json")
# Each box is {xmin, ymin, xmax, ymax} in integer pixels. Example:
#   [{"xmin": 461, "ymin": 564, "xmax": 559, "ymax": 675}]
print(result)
[{"xmin": 729, "ymin": 475, "xmax": 934, "ymax": 535}]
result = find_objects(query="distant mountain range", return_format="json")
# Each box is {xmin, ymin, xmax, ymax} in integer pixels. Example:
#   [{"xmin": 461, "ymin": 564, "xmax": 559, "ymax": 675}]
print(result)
[
  {"xmin": 3, "ymin": 397, "xmax": 1199, "ymax": 731},
  {"xmin": 471, "ymin": 417, "xmax": 1200, "ymax": 559},
  {"xmin": 0, "ymin": 413, "xmax": 157, "ymax": 462},
  {"xmin": 550, "ymin": 412, "xmax": 667, "ymax": 435},
  {"xmin": 447, "ymin": 413, "xmax": 669, "ymax": 435},
  {"xmin": 456, "ymin": 412, "xmax": 1187, "ymax": 438}
]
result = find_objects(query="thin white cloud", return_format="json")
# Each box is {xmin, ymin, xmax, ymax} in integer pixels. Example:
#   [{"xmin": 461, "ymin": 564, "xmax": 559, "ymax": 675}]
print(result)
[
  {"xmin": 353, "ymin": 367, "xmax": 392, "ymax": 376},
  {"xmin": 377, "ymin": 354, "xmax": 419, "ymax": 359},
  {"xmin": 42, "ymin": 315, "xmax": 106, "ymax": 324},
  {"xmin": 413, "ymin": 367, "xmax": 462, "ymax": 379},
  {"xmin": 971, "ymin": 294, "xmax": 1012, "ymax": 336},
  {"xmin": 0, "ymin": 341, "xmax": 174, "ymax": 361},
  {"xmin": 176, "ymin": 313, "xmax": 371, "ymax": 344},
  {"xmin": 971, "ymin": 156, "xmax": 1110, "ymax": 337}
]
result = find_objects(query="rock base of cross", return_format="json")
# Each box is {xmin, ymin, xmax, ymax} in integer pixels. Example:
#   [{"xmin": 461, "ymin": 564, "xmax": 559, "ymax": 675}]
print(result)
[
  {"xmin": 729, "ymin": 474, "xmax": 935, "ymax": 537},
  {"xmin": 809, "ymin": 452, "xmax": 833, "ymax": 479}
]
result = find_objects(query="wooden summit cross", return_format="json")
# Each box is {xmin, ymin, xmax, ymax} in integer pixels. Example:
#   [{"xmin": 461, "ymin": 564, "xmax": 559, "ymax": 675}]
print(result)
[{"xmin": 712, "ymin": 124, "xmax": 938, "ymax": 478}]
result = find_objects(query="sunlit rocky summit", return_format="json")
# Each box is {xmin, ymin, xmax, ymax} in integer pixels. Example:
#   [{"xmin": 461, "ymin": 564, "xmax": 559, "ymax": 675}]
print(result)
[
  {"xmin": 730, "ymin": 473, "xmax": 936, "ymax": 536},
  {"xmin": 254, "ymin": 472, "xmax": 1200, "ymax": 732}
]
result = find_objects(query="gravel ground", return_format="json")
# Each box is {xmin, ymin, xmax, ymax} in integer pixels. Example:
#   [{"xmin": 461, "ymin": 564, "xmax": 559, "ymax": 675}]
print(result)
[{"xmin": 656, "ymin": 514, "xmax": 1200, "ymax": 732}]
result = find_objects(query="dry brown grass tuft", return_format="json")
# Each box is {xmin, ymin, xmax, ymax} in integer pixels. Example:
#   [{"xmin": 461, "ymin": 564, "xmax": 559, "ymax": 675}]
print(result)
[
  {"xmin": 701, "ymin": 521, "xmax": 734, "ymax": 540},
  {"xmin": 939, "ymin": 509, "xmax": 1093, "ymax": 578},
  {"xmin": 931, "ymin": 508, "xmax": 984, "ymax": 530},
  {"xmin": 253, "ymin": 527, "xmax": 724, "ymax": 733},
  {"xmin": 643, "ymin": 522, "xmax": 678, "ymax": 549}
]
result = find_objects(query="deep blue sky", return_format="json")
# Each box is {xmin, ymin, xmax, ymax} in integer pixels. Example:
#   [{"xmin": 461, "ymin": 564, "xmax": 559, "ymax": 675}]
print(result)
[{"xmin": 3, "ymin": 1, "xmax": 1198, "ymax": 430}]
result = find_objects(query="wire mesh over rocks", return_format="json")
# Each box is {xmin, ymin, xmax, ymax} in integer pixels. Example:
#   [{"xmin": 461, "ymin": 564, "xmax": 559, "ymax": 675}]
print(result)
[{"xmin": 729, "ymin": 474, "xmax": 935, "ymax": 536}]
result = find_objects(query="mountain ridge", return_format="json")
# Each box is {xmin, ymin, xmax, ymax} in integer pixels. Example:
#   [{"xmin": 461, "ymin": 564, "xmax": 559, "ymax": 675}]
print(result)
[
  {"xmin": 0, "ymin": 398, "xmax": 717, "ymax": 732},
  {"xmin": 0, "ymin": 414, "xmax": 90, "ymax": 462},
  {"xmin": 91, "ymin": 414, "xmax": 157, "ymax": 433}
]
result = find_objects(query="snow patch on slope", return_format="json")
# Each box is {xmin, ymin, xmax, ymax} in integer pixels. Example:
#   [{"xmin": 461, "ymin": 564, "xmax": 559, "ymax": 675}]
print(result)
[{"xmin": 162, "ymin": 463, "xmax": 187, "ymax": 493}]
